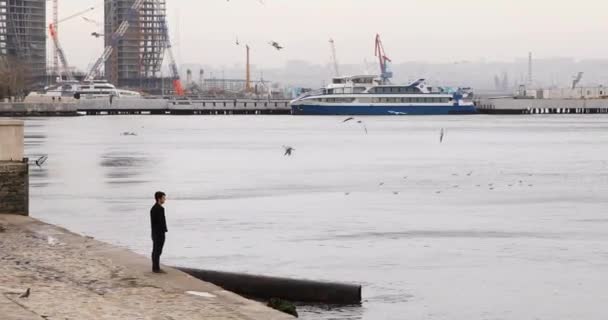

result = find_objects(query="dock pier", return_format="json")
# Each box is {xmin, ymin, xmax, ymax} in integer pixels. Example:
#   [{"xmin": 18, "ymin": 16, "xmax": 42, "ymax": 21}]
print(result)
[
  {"xmin": 77, "ymin": 98, "xmax": 292, "ymax": 115},
  {"xmin": 476, "ymin": 98, "xmax": 608, "ymax": 115}
]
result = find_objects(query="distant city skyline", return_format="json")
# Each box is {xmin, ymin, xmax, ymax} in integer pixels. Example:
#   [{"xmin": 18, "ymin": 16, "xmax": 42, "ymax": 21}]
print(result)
[
  {"xmin": 186, "ymin": 57, "xmax": 608, "ymax": 90},
  {"xmin": 55, "ymin": 0, "xmax": 608, "ymax": 73}
]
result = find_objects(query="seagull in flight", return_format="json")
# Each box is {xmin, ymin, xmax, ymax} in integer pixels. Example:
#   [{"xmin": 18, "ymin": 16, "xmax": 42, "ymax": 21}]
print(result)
[
  {"xmin": 342, "ymin": 117, "xmax": 367, "ymax": 134},
  {"xmin": 358, "ymin": 120, "xmax": 368, "ymax": 134},
  {"xmin": 269, "ymin": 41, "xmax": 283, "ymax": 50},
  {"xmin": 439, "ymin": 128, "xmax": 446, "ymax": 143},
  {"xmin": 283, "ymin": 146, "xmax": 295, "ymax": 156},
  {"xmin": 35, "ymin": 155, "xmax": 48, "ymax": 167}
]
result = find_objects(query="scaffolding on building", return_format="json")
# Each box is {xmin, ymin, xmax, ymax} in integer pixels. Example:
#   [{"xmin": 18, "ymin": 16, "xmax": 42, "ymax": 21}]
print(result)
[
  {"xmin": 0, "ymin": 0, "xmax": 46, "ymax": 84},
  {"xmin": 104, "ymin": 0, "xmax": 166, "ymax": 89}
]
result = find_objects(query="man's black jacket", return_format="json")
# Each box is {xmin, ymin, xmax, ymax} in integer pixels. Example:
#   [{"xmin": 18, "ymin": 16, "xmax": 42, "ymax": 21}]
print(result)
[{"xmin": 150, "ymin": 203, "xmax": 168, "ymax": 236}]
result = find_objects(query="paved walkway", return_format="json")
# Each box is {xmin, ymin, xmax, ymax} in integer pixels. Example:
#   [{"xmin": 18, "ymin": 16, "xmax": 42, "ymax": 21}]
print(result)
[{"xmin": 0, "ymin": 215, "xmax": 293, "ymax": 320}]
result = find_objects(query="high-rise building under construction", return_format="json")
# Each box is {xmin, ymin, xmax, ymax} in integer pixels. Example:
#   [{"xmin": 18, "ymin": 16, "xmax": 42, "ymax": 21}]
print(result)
[
  {"xmin": 104, "ymin": 0, "xmax": 167, "ymax": 90},
  {"xmin": 0, "ymin": 0, "xmax": 46, "ymax": 83}
]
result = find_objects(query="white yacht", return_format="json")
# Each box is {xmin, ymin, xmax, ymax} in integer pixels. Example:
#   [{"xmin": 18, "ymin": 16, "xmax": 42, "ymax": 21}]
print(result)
[{"xmin": 25, "ymin": 80, "xmax": 141, "ymax": 103}]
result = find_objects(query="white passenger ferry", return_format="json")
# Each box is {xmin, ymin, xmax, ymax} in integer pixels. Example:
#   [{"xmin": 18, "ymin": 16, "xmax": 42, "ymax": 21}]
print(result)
[{"xmin": 290, "ymin": 75, "xmax": 476, "ymax": 115}]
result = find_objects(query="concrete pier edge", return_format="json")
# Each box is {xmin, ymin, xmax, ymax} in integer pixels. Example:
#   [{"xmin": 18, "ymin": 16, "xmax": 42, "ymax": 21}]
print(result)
[{"xmin": 0, "ymin": 215, "xmax": 294, "ymax": 319}]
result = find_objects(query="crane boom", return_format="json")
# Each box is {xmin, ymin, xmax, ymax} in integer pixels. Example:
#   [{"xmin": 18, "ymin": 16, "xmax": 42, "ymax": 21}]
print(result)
[
  {"xmin": 58, "ymin": 7, "xmax": 95, "ymax": 24},
  {"xmin": 51, "ymin": 6, "xmax": 94, "ymax": 82},
  {"xmin": 374, "ymin": 34, "xmax": 392, "ymax": 84},
  {"xmin": 48, "ymin": 23, "xmax": 74, "ymax": 81},
  {"xmin": 85, "ymin": 0, "xmax": 145, "ymax": 81},
  {"xmin": 157, "ymin": 3, "xmax": 184, "ymax": 96},
  {"xmin": 329, "ymin": 38, "xmax": 340, "ymax": 77}
]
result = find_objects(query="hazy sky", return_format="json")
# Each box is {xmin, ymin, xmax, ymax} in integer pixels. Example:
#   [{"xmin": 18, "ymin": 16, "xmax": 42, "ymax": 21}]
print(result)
[{"xmin": 55, "ymin": 0, "xmax": 608, "ymax": 71}]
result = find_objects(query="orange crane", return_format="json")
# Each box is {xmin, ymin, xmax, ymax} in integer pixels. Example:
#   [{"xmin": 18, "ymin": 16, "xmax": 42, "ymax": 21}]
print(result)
[
  {"xmin": 48, "ymin": 6, "xmax": 95, "ymax": 82},
  {"xmin": 157, "ymin": 5, "xmax": 184, "ymax": 96},
  {"xmin": 374, "ymin": 34, "xmax": 392, "ymax": 84},
  {"xmin": 52, "ymin": 0, "xmax": 58, "ymax": 76},
  {"xmin": 48, "ymin": 23, "xmax": 73, "ymax": 81}
]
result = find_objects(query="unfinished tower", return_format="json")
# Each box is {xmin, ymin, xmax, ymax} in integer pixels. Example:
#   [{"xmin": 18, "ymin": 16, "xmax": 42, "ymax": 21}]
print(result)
[
  {"xmin": 104, "ymin": 0, "xmax": 166, "ymax": 89},
  {"xmin": 0, "ymin": 0, "xmax": 46, "ymax": 83}
]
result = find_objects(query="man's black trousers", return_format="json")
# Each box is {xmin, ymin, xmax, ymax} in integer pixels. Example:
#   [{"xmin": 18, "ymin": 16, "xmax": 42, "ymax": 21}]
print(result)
[{"xmin": 151, "ymin": 233, "xmax": 165, "ymax": 271}]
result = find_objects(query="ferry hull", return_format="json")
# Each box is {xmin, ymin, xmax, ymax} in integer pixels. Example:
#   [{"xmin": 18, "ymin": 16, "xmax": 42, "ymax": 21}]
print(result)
[{"xmin": 291, "ymin": 104, "xmax": 477, "ymax": 115}]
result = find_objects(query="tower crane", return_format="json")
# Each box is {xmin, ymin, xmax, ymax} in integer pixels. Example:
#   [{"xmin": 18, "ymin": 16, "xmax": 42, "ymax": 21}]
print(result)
[
  {"xmin": 329, "ymin": 38, "xmax": 340, "ymax": 77},
  {"xmin": 85, "ymin": 0, "xmax": 145, "ymax": 82},
  {"xmin": 374, "ymin": 34, "xmax": 392, "ymax": 84}
]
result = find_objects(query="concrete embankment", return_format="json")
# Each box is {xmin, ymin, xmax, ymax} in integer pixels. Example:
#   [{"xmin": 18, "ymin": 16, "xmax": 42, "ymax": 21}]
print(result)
[
  {"xmin": 0, "ymin": 215, "xmax": 293, "ymax": 320},
  {"xmin": 0, "ymin": 102, "xmax": 79, "ymax": 117}
]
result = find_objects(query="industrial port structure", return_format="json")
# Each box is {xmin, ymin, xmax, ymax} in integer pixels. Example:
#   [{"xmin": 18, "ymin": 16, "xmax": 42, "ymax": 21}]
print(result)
[
  {"xmin": 0, "ymin": 0, "xmax": 47, "ymax": 83},
  {"xmin": 1, "ymin": 0, "xmax": 176, "ymax": 92},
  {"xmin": 104, "ymin": 0, "xmax": 168, "ymax": 91},
  {"xmin": 1, "ymin": 0, "xmax": 269, "ymax": 97}
]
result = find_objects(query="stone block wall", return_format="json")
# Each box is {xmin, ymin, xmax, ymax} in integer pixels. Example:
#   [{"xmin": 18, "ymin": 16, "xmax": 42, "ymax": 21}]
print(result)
[{"xmin": 0, "ymin": 160, "xmax": 29, "ymax": 215}]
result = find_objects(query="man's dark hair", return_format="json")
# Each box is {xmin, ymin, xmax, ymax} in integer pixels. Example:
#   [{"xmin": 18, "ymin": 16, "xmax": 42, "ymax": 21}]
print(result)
[{"xmin": 154, "ymin": 191, "xmax": 166, "ymax": 201}]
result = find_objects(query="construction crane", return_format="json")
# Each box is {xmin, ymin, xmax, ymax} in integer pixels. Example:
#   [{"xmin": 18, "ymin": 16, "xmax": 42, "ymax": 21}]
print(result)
[
  {"xmin": 52, "ymin": 0, "xmax": 58, "ymax": 77},
  {"xmin": 85, "ymin": 0, "xmax": 145, "ymax": 82},
  {"xmin": 157, "ymin": 4, "xmax": 184, "ymax": 96},
  {"xmin": 374, "ymin": 34, "xmax": 392, "ymax": 84},
  {"xmin": 329, "ymin": 38, "xmax": 340, "ymax": 77},
  {"xmin": 572, "ymin": 72, "xmax": 584, "ymax": 89},
  {"xmin": 246, "ymin": 45, "xmax": 251, "ymax": 92},
  {"xmin": 48, "ymin": 6, "xmax": 95, "ymax": 82},
  {"xmin": 48, "ymin": 23, "xmax": 73, "ymax": 81}
]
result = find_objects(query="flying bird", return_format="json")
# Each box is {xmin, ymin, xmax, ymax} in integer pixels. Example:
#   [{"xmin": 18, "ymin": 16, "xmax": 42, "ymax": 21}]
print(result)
[
  {"xmin": 357, "ymin": 120, "xmax": 368, "ymax": 134},
  {"xmin": 283, "ymin": 146, "xmax": 295, "ymax": 156},
  {"xmin": 19, "ymin": 288, "xmax": 30, "ymax": 298},
  {"xmin": 439, "ymin": 128, "xmax": 446, "ymax": 143},
  {"xmin": 235, "ymin": 36, "xmax": 240, "ymax": 46},
  {"xmin": 342, "ymin": 117, "xmax": 367, "ymax": 134},
  {"xmin": 35, "ymin": 155, "xmax": 48, "ymax": 167},
  {"xmin": 269, "ymin": 41, "xmax": 283, "ymax": 50}
]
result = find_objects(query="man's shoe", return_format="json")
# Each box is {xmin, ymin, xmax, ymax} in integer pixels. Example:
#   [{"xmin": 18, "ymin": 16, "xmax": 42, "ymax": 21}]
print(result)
[{"xmin": 153, "ymin": 269, "xmax": 167, "ymax": 274}]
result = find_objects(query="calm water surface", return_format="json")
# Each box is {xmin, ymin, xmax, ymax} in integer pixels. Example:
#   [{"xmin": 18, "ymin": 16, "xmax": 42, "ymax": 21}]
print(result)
[{"xmin": 24, "ymin": 115, "xmax": 608, "ymax": 319}]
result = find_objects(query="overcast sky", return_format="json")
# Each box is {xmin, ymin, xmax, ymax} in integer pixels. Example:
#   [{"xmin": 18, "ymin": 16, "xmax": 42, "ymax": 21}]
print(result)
[{"xmin": 55, "ymin": 0, "xmax": 608, "ymax": 71}]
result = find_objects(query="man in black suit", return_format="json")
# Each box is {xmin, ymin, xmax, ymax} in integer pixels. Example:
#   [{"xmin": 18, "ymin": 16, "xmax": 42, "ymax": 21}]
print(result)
[{"xmin": 150, "ymin": 191, "xmax": 168, "ymax": 273}]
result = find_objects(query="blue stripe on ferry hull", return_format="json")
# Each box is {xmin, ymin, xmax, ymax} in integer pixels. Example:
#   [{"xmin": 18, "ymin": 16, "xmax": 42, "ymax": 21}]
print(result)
[{"xmin": 291, "ymin": 104, "xmax": 477, "ymax": 115}]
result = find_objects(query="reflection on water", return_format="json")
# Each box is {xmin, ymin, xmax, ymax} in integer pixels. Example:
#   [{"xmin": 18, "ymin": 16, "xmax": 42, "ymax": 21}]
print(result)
[
  {"xmin": 100, "ymin": 154, "xmax": 148, "ymax": 168},
  {"xmin": 100, "ymin": 151, "xmax": 151, "ymax": 185},
  {"xmin": 29, "ymin": 167, "xmax": 50, "ymax": 188}
]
